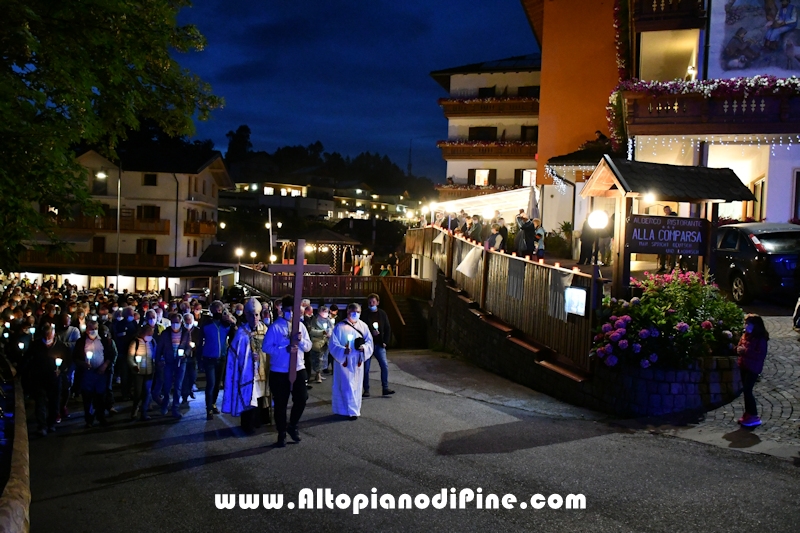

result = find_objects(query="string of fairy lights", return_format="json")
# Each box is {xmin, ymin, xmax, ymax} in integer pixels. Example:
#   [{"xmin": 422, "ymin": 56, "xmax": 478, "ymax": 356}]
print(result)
[{"xmin": 634, "ymin": 134, "xmax": 800, "ymax": 157}]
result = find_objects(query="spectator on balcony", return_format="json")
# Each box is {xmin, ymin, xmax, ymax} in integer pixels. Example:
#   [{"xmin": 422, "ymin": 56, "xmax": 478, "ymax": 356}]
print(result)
[
  {"xmin": 765, "ymin": 0, "xmax": 797, "ymax": 50},
  {"xmin": 533, "ymin": 218, "xmax": 546, "ymax": 259},
  {"xmin": 466, "ymin": 215, "xmax": 483, "ymax": 241},
  {"xmin": 516, "ymin": 212, "xmax": 536, "ymax": 257},
  {"xmin": 485, "ymin": 224, "xmax": 505, "ymax": 252},
  {"xmin": 498, "ymin": 218, "xmax": 508, "ymax": 247}
]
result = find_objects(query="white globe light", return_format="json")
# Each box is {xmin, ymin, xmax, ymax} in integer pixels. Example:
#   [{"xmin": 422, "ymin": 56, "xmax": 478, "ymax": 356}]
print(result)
[{"xmin": 588, "ymin": 210, "xmax": 609, "ymax": 230}]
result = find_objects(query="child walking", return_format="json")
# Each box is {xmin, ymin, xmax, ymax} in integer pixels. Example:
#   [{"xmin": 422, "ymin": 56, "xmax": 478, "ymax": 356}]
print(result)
[{"xmin": 736, "ymin": 314, "xmax": 769, "ymax": 427}]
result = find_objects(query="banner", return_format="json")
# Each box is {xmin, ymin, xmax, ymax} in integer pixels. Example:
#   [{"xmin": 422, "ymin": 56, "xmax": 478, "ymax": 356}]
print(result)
[{"xmin": 626, "ymin": 215, "xmax": 708, "ymax": 256}]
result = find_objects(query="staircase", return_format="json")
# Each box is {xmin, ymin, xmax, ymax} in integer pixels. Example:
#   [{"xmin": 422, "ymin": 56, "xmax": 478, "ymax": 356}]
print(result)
[{"xmin": 393, "ymin": 295, "xmax": 428, "ymax": 348}]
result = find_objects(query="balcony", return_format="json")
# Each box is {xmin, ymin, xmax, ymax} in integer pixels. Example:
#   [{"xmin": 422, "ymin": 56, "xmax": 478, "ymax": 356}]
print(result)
[
  {"xmin": 623, "ymin": 91, "xmax": 800, "ymax": 136},
  {"xmin": 633, "ymin": 0, "xmax": 706, "ymax": 32},
  {"xmin": 435, "ymin": 185, "xmax": 525, "ymax": 202},
  {"xmin": 184, "ymin": 220, "xmax": 217, "ymax": 236},
  {"xmin": 19, "ymin": 250, "xmax": 170, "ymax": 269},
  {"xmin": 56, "ymin": 216, "xmax": 170, "ymax": 235},
  {"xmin": 438, "ymin": 97, "xmax": 539, "ymax": 118},
  {"xmin": 437, "ymin": 140, "xmax": 538, "ymax": 160}
]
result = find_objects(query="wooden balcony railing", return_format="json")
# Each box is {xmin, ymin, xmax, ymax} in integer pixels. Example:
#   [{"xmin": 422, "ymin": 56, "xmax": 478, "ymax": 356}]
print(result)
[
  {"xmin": 435, "ymin": 185, "xmax": 524, "ymax": 202},
  {"xmin": 623, "ymin": 92, "xmax": 800, "ymax": 135},
  {"xmin": 184, "ymin": 220, "xmax": 217, "ymax": 236},
  {"xmin": 19, "ymin": 250, "xmax": 170, "ymax": 269},
  {"xmin": 437, "ymin": 141, "xmax": 538, "ymax": 160},
  {"xmin": 632, "ymin": 0, "xmax": 706, "ymax": 31},
  {"xmin": 56, "ymin": 216, "xmax": 170, "ymax": 235},
  {"xmin": 439, "ymin": 98, "xmax": 540, "ymax": 118}
]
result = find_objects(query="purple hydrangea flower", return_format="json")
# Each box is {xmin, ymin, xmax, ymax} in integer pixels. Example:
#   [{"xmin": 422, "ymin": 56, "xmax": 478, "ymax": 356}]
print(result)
[
  {"xmin": 610, "ymin": 299, "xmax": 617, "ymax": 305},
  {"xmin": 605, "ymin": 344, "xmax": 613, "ymax": 353},
  {"xmin": 595, "ymin": 347, "xmax": 605, "ymax": 357},
  {"xmin": 618, "ymin": 339, "xmax": 629, "ymax": 350},
  {"xmin": 723, "ymin": 330, "xmax": 733, "ymax": 339},
  {"xmin": 602, "ymin": 323, "xmax": 613, "ymax": 333},
  {"xmin": 605, "ymin": 355, "xmax": 618, "ymax": 366},
  {"xmin": 638, "ymin": 329, "xmax": 650, "ymax": 339},
  {"xmin": 614, "ymin": 319, "xmax": 626, "ymax": 329},
  {"xmin": 594, "ymin": 333, "xmax": 605, "ymax": 342},
  {"xmin": 609, "ymin": 315, "xmax": 618, "ymax": 322},
  {"xmin": 640, "ymin": 359, "xmax": 650, "ymax": 368},
  {"xmin": 622, "ymin": 301, "xmax": 630, "ymax": 308},
  {"xmin": 609, "ymin": 332, "xmax": 621, "ymax": 342},
  {"xmin": 650, "ymin": 328, "xmax": 660, "ymax": 338},
  {"xmin": 621, "ymin": 315, "xmax": 632, "ymax": 323},
  {"xmin": 649, "ymin": 353, "xmax": 658, "ymax": 363},
  {"xmin": 675, "ymin": 322, "xmax": 689, "ymax": 333},
  {"xmin": 632, "ymin": 343, "xmax": 641, "ymax": 354},
  {"xmin": 630, "ymin": 297, "xmax": 641, "ymax": 305}
]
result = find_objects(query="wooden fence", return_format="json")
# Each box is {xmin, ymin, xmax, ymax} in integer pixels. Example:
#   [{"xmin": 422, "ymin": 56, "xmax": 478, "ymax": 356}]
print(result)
[{"xmin": 407, "ymin": 226, "xmax": 601, "ymax": 372}]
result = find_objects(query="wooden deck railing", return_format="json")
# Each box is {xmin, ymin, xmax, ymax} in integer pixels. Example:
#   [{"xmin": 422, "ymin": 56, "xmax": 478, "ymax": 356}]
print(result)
[
  {"xmin": 407, "ymin": 226, "xmax": 601, "ymax": 372},
  {"xmin": 19, "ymin": 250, "xmax": 170, "ymax": 268}
]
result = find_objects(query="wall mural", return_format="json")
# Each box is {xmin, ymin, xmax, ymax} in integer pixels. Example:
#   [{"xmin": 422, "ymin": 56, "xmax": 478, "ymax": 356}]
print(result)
[{"xmin": 709, "ymin": 0, "xmax": 800, "ymax": 77}]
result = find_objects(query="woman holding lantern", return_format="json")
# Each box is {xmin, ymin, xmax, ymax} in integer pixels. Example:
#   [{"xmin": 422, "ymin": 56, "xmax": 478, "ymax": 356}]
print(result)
[{"xmin": 128, "ymin": 324, "xmax": 157, "ymax": 421}]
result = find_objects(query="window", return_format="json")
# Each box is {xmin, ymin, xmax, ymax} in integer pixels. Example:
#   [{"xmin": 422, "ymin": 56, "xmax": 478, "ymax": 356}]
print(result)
[
  {"xmin": 193, "ymin": 240, "xmax": 198, "ymax": 257},
  {"xmin": 187, "ymin": 240, "xmax": 191, "ymax": 257},
  {"xmin": 264, "ymin": 186, "xmax": 274, "ymax": 195},
  {"xmin": 136, "ymin": 239, "xmax": 157, "ymax": 255},
  {"xmin": 212, "ymin": 184, "xmax": 217, "ymax": 198},
  {"xmin": 717, "ymin": 230, "xmax": 739, "ymax": 250},
  {"xmin": 202, "ymin": 179, "xmax": 206, "ymax": 195},
  {"xmin": 193, "ymin": 176, "xmax": 198, "ymax": 192},
  {"xmin": 468, "ymin": 127, "xmax": 498, "ymax": 141},
  {"xmin": 136, "ymin": 205, "xmax": 160, "ymax": 220},
  {"xmin": 468, "ymin": 169, "xmax": 497, "ymax": 186},
  {"xmin": 517, "ymin": 86, "xmax": 540, "ymax": 98},
  {"xmin": 754, "ymin": 178, "xmax": 766, "ymax": 222},
  {"xmin": 638, "ymin": 29, "xmax": 700, "ymax": 82},
  {"xmin": 514, "ymin": 169, "xmax": 537, "ymax": 186},
  {"xmin": 143, "ymin": 173, "xmax": 157, "ymax": 186},
  {"xmin": 92, "ymin": 176, "xmax": 108, "ymax": 196},
  {"xmin": 281, "ymin": 188, "xmax": 288, "ymax": 196},
  {"xmin": 477, "ymin": 86, "xmax": 496, "ymax": 97},
  {"xmin": 521, "ymin": 126, "xmax": 538, "ymax": 143},
  {"xmin": 92, "ymin": 236, "xmax": 106, "ymax": 253},
  {"xmin": 290, "ymin": 189, "xmax": 301, "ymax": 197}
]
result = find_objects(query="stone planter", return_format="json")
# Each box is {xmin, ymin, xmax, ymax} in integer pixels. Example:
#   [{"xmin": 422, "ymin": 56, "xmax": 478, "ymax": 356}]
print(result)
[{"xmin": 590, "ymin": 355, "xmax": 742, "ymax": 417}]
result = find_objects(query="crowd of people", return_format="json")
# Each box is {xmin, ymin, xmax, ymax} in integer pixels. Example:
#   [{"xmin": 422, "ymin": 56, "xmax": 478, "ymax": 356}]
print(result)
[
  {"xmin": 0, "ymin": 276, "xmax": 396, "ymax": 447},
  {"xmin": 435, "ymin": 209, "xmax": 547, "ymax": 258}
]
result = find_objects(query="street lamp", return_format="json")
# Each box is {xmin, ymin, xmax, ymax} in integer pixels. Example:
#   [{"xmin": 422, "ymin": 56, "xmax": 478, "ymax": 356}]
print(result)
[
  {"xmin": 276, "ymin": 222, "xmax": 283, "ymax": 229},
  {"xmin": 269, "ymin": 254, "xmax": 277, "ymax": 263},
  {"xmin": 235, "ymin": 247, "xmax": 244, "ymax": 268},
  {"xmin": 265, "ymin": 222, "xmax": 271, "ymax": 229},
  {"xmin": 250, "ymin": 251, "xmax": 257, "ymax": 269},
  {"xmin": 588, "ymin": 210, "xmax": 609, "ymax": 230},
  {"xmin": 96, "ymin": 167, "xmax": 121, "ymax": 288},
  {"xmin": 219, "ymin": 222, "xmax": 226, "ymax": 229}
]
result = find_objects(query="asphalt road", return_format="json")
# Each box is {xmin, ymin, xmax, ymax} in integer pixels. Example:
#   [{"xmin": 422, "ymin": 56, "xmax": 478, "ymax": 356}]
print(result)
[{"xmin": 29, "ymin": 352, "xmax": 800, "ymax": 533}]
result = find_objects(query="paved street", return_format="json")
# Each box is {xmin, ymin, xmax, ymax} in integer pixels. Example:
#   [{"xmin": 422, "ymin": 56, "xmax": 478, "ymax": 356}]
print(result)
[{"xmin": 28, "ymin": 348, "xmax": 800, "ymax": 532}]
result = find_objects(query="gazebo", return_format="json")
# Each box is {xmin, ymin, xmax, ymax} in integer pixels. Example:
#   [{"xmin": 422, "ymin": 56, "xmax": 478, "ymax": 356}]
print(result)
[
  {"xmin": 280, "ymin": 228, "xmax": 361, "ymax": 274},
  {"xmin": 582, "ymin": 155, "xmax": 756, "ymax": 296}
]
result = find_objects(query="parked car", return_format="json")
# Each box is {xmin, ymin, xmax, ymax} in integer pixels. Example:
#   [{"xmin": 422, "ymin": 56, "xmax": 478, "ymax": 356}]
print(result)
[
  {"xmin": 713, "ymin": 223, "xmax": 800, "ymax": 304},
  {"xmin": 225, "ymin": 284, "xmax": 250, "ymax": 304},
  {"xmin": 184, "ymin": 287, "xmax": 211, "ymax": 304}
]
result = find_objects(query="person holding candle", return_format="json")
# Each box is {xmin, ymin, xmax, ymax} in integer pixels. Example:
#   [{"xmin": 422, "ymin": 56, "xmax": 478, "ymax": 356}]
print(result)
[
  {"xmin": 262, "ymin": 295, "xmax": 312, "ymax": 446},
  {"xmin": 112, "ymin": 306, "xmax": 138, "ymax": 402},
  {"xmin": 154, "ymin": 313, "xmax": 192, "ymax": 418},
  {"xmin": 329, "ymin": 303, "xmax": 375, "ymax": 419},
  {"xmin": 30, "ymin": 320, "xmax": 69, "ymax": 436},
  {"xmin": 74, "ymin": 320, "xmax": 115, "ymax": 428},
  {"xmin": 128, "ymin": 324, "xmax": 156, "ymax": 421},
  {"xmin": 200, "ymin": 300, "xmax": 235, "ymax": 421},
  {"xmin": 308, "ymin": 305, "xmax": 332, "ymax": 383},
  {"xmin": 181, "ymin": 312, "xmax": 201, "ymax": 405},
  {"xmin": 361, "ymin": 294, "xmax": 394, "ymax": 397}
]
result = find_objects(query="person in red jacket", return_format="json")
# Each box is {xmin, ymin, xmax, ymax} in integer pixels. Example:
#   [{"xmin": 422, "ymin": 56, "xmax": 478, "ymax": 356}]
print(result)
[{"xmin": 736, "ymin": 314, "xmax": 769, "ymax": 428}]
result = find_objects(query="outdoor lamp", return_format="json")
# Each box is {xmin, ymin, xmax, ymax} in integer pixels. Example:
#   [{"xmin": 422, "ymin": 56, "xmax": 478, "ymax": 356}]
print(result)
[
  {"xmin": 304, "ymin": 245, "xmax": 314, "ymax": 253},
  {"xmin": 421, "ymin": 206, "xmax": 429, "ymax": 214},
  {"xmin": 277, "ymin": 222, "xmax": 283, "ymax": 228},
  {"xmin": 269, "ymin": 254, "xmax": 277, "ymax": 263},
  {"xmin": 362, "ymin": 249, "xmax": 368, "ymax": 255},
  {"xmin": 265, "ymin": 222, "xmax": 271, "ymax": 229},
  {"xmin": 96, "ymin": 170, "xmax": 107, "ymax": 179},
  {"xmin": 321, "ymin": 246, "xmax": 329, "ymax": 252},
  {"xmin": 588, "ymin": 210, "xmax": 609, "ymax": 230},
  {"xmin": 235, "ymin": 248, "xmax": 244, "ymax": 258},
  {"xmin": 56, "ymin": 358, "xmax": 63, "ymax": 367},
  {"xmin": 644, "ymin": 193, "xmax": 656, "ymax": 203},
  {"xmin": 219, "ymin": 222, "xmax": 226, "ymax": 229},
  {"xmin": 250, "ymin": 251, "xmax": 257, "ymax": 259}
]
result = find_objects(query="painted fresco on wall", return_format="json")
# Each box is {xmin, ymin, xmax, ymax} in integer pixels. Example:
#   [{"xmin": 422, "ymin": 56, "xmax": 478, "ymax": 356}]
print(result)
[{"xmin": 709, "ymin": 0, "xmax": 800, "ymax": 77}]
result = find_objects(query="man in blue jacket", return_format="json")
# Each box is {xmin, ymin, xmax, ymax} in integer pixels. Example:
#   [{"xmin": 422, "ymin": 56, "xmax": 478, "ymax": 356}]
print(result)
[
  {"xmin": 155, "ymin": 312, "xmax": 192, "ymax": 418},
  {"xmin": 200, "ymin": 300, "xmax": 234, "ymax": 420}
]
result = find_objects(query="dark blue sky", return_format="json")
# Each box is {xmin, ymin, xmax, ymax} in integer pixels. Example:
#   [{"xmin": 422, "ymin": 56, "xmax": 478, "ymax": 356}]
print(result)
[{"xmin": 177, "ymin": 0, "xmax": 538, "ymax": 181}]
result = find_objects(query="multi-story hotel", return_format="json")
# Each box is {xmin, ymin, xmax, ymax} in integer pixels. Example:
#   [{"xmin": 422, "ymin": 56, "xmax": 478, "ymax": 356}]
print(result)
[{"xmin": 18, "ymin": 149, "xmax": 234, "ymax": 295}]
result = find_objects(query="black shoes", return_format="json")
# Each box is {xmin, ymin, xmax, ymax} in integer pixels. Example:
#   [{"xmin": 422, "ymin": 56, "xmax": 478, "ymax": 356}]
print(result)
[
  {"xmin": 287, "ymin": 426, "xmax": 301, "ymax": 442},
  {"xmin": 362, "ymin": 390, "xmax": 370, "ymax": 397},
  {"xmin": 382, "ymin": 389, "xmax": 395, "ymax": 396},
  {"xmin": 206, "ymin": 410, "xmax": 214, "ymax": 420},
  {"xmin": 276, "ymin": 432, "xmax": 286, "ymax": 447},
  {"xmin": 211, "ymin": 405, "xmax": 220, "ymax": 415}
]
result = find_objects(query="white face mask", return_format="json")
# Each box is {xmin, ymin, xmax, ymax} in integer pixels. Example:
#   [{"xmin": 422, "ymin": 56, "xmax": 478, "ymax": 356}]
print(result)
[
  {"xmin": 235, "ymin": 310, "xmax": 243, "ymax": 316},
  {"xmin": 147, "ymin": 318, "xmax": 156, "ymax": 326},
  {"xmin": 349, "ymin": 312, "xmax": 360, "ymax": 321},
  {"xmin": 127, "ymin": 316, "xmax": 134, "ymax": 322},
  {"xmin": 185, "ymin": 322, "xmax": 194, "ymax": 330},
  {"xmin": 87, "ymin": 330, "xmax": 98, "ymax": 339},
  {"xmin": 171, "ymin": 323, "xmax": 181, "ymax": 332},
  {"xmin": 144, "ymin": 335, "xmax": 153, "ymax": 343},
  {"xmin": 116, "ymin": 315, "xmax": 123, "ymax": 321}
]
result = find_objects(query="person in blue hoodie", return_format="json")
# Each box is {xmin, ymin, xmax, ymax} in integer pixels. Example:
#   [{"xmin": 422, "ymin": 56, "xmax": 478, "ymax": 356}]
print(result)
[{"xmin": 200, "ymin": 300, "xmax": 235, "ymax": 420}]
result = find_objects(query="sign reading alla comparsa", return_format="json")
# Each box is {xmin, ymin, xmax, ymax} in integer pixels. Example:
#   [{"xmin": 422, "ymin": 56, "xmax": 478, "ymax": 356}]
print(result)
[{"xmin": 626, "ymin": 215, "xmax": 708, "ymax": 255}]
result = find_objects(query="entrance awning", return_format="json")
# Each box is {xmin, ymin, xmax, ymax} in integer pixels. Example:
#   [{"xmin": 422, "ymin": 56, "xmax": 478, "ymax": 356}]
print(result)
[
  {"xmin": 581, "ymin": 155, "xmax": 757, "ymax": 202},
  {"xmin": 432, "ymin": 187, "xmax": 539, "ymax": 220}
]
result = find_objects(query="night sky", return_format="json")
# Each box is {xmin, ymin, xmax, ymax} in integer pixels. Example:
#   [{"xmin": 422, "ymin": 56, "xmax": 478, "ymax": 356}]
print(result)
[{"xmin": 177, "ymin": 0, "xmax": 538, "ymax": 182}]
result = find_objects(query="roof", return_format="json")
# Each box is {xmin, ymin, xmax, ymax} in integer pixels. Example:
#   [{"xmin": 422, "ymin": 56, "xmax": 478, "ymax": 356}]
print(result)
[
  {"xmin": 725, "ymin": 223, "xmax": 800, "ymax": 234},
  {"xmin": 430, "ymin": 53, "xmax": 542, "ymax": 91},
  {"xmin": 299, "ymin": 228, "xmax": 360, "ymax": 245},
  {"xmin": 581, "ymin": 155, "xmax": 757, "ymax": 202},
  {"xmin": 519, "ymin": 0, "xmax": 544, "ymax": 47},
  {"xmin": 547, "ymin": 146, "xmax": 621, "ymax": 167}
]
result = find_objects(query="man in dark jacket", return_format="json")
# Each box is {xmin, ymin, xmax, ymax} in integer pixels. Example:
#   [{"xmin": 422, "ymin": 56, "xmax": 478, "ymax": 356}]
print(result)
[
  {"xmin": 74, "ymin": 320, "xmax": 117, "ymax": 427},
  {"xmin": 30, "ymin": 320, "xmax": 70, "ymax": 436},
  {"xmin": 154, "ymin": 312, "xmax": 192, "ymax": 418},
  {"xmin": 112, "ymin": 306, "xmax": 138, "ymax": 400},
  {"xmin": 361, "ymin": 293, "xmax": 394, "ymax": 397}
]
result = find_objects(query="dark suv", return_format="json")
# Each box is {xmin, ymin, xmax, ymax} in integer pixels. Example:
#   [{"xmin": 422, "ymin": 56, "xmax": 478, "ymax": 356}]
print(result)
[
  {"xmin": 225, "ymin": 284, "xmax": 250, "ymax": 304},
  {"xmin": 714, "ymin": 223, "xmax": 800, "ymax": 304}
]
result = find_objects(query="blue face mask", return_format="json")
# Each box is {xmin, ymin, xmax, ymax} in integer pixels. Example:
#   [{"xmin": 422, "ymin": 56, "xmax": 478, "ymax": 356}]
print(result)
[
  {"xmin": 283, "ymin": 311, "xmax": 292, "ymax": 321},
  {"xmin": 349, "ymin": 312, "xmax": 360, "ymax": 321},
  {"xmin": 369, "ymin": 306, "xmax": 377, "ymax": 312},
  {"xmin": 126, "ymin": 316, "xmax": 134, "ymax": 322}
]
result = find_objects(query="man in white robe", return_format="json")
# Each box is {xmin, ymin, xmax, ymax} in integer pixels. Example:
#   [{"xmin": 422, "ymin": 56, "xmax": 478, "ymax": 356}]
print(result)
[{"xmin": 329, "ymin": 303, "xmax": 374, "ymax": 419}]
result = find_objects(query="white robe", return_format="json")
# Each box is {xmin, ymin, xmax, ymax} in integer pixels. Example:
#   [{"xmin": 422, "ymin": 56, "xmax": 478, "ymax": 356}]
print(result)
[{"xmin": 329, "ymin": 319, "xmax": 374, "ymax": 416}]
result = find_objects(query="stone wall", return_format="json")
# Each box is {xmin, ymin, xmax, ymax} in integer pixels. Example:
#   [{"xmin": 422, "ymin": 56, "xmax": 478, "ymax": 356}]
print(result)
[
  {"xmin": 0, "ymin": 377, "xmax": 31, "ymax": 533},
  {"xmin": 428, "ymin": 271, "xmax": 743, "ymax": 417}
]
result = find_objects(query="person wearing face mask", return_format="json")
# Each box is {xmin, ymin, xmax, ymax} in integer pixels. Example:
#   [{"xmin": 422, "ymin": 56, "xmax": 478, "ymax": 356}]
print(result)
[
  {"xmin": 200, "ymin": 300, "xmax": 234, "ymax": 420},
  {"xmin": 224, "ymin": 297, "xmax": 271, "ymax": 434},
  {"xmin": 144, "ymin": 309, "xmax": 165, "ymax": 338},
  {"xmin": 55, "ymin": 312, "xmax": 80, "ymax": 421},
  {"xmin": 74, "ymin": 320, "xmax": 116, "ymax": 427},
  {"xmin": 233, "ymin": 303, "xmax": 246, "ymax": 326},
  {"xmin": 154, "ymin": 313, "xmax": 192, "ymax": 418},
  {"xmin": 155, "ymin": 306, "xmax": 169, "ymax": 329},
  {"xmin": 308, "ymin": 305, "xmax": 332, "ymax": 383},
  {"xmin": 361, "ymin": 294, "xmax": 394, "ymax": 397},
  {"xmin": 128, "ymin": 324, "xmax": 157, "ymax": 421},
  {"xmin": 736, "ymin": 314, "xmax": 770, "ymax": 428},
  {"xmin": 262, "ymin": 295, "xmax": 312, "ymax": 446},
  {"xmin": 260, "ymin": 304, "xmax": 272, "ymax": 328},
  {"xmin": 30, "ymin": 320, "xmax": 70, "ymax": 435},
  {"xmin": 272, "ymin": 299, "xmax": 283, "ymax": 322},
  {"xmin": 112, "ymin": 306, "xmax": 139, "ymax": 401},
  {"xmin": 181, "ymin": 313, "xmax": 201, "ymax": 405},
  {"xmin": 329, "ymin": 303, "xmax": 374, "ymax": 420}
]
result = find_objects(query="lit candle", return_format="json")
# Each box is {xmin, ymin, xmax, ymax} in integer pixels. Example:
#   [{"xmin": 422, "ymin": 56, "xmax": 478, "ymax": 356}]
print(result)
[
  {"xmin": 322, "ymin": 322, "xmax": 328, "ymax": 330},
  {"xmin": 538, "ymin": 258, "xmax": 544, "ymax": 265},
  {"xmin": 30, "ymin": 326, "xmax": 36, "ymax": 335},
  {"xmin": 135, "ymin": 355, "xmax": 142, "ymax": 364},
  {"xmin": 178, "ymin": 348, "xmax": 185, "ymax": 357},
  {"xmin": 55, "ymin": 358, "xmax": 63, "ymax": 367},
  {"xmin": 190, "ymin": 341, "xmax": 196, "ymax": 349},
  {"xmin": 17, "ymin": 342, "xmax": 24, "ymax": 350},
  {"xmin": 91, "ymin": 315, "xmax": 98, "ymax": 321},
  {"xmin": 3, "ymin": 332, "xmax": 8, "ymax": 339},
  {"xmin": 3, "ymin": 322, "xmax": 9, "ymax": 328},
  {"xmin": 372, "ymin": 322, "xmax": 379, "ymax": 332},
  {"xmin": 86, "ymin": 351, "xmax": 93, "ymax": 361},
  {"xmin": 554, "ymin": 262, "xmax": 561, "ymax": 268},
  {"xmin": 347, "ymin": 334, "xmax": 354, "ymax": 348}
]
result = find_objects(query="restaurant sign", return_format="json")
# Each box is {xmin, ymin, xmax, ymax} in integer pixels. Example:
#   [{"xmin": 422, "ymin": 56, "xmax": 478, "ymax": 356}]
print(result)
[{"xmin": 626, "ymin": 215, "xmax": 708, "ymax": 256}]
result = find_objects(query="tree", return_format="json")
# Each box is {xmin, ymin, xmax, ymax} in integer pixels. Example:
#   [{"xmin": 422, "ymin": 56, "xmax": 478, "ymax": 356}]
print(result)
[
  {"xmin": 225, "ymin": 125, "xmax": 253, "ymax": 166},
  {"xmin": 0, "ymin": 0, "xmax": 223, "ymax": 271}
]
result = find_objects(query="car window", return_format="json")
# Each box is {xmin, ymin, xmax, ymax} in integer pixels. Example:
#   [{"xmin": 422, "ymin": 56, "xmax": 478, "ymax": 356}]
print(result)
[
  {"xmin": 718, "ymin": 229, "xmax": 739, "ymax": 250},
  {"xmin": 756, "ymin": 232, "xmax": 800, "ymax": 253}
]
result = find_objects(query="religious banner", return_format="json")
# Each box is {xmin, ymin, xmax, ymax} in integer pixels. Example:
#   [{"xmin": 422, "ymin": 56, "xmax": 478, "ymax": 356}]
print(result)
[
  {"xmin": 626, "ymin": 215, "xmax": 708, "ymax": 256},
  {"xmin": 708, "ymin": 0, "xmax": 800, "ymax": 78}
]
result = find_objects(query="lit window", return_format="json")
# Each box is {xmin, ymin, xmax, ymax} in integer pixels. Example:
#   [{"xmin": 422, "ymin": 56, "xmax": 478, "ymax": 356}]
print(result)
[
  {"xmin": 372, "ymin": 204, "xmax": 377, "ymax": 209},
  {"xmin": 356, "ymin": 202, "xmax": 362, "ymax": 207},
  {"xmin": 280, "ymin": 189, "xmax": 288, "ymax": 196},
  {"xmin": 250, "ymin": 184, "xmax": 257, "ymax": 191},
  {"xmin": 290, "ymin": 189, "xmax": 301, "ymax": 197},
  {"xmin": 522, "ymin": 169, "xmax": 536, "ymax": 187},
  {"xmin": 356, "ymin": 189, "xmax": 362, "ymax": 194},
  {"xmin": 264, "ymin": 187, "xmax": 274, "ymax": 195},
  {"xmin": 341, "ymin": 200, "xmax": 347, "ymax": 204},
  {"xmin": 381, "ymin": 205, "xmax": 386, "ymax": 210},
  {"xmin": 475, "ymin": 169, "xmax": 490, "ymax": 186},
  {"xmin": 399, "ymin": 195, "xmax": 403, "ymax": 200},
  {"xmin": 371, "ymin": 194, "xmax": 379, "ymax": 199},
  {"xmin": 327, "ymin": 211, "xmax": 334, "ymax": 218}
]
